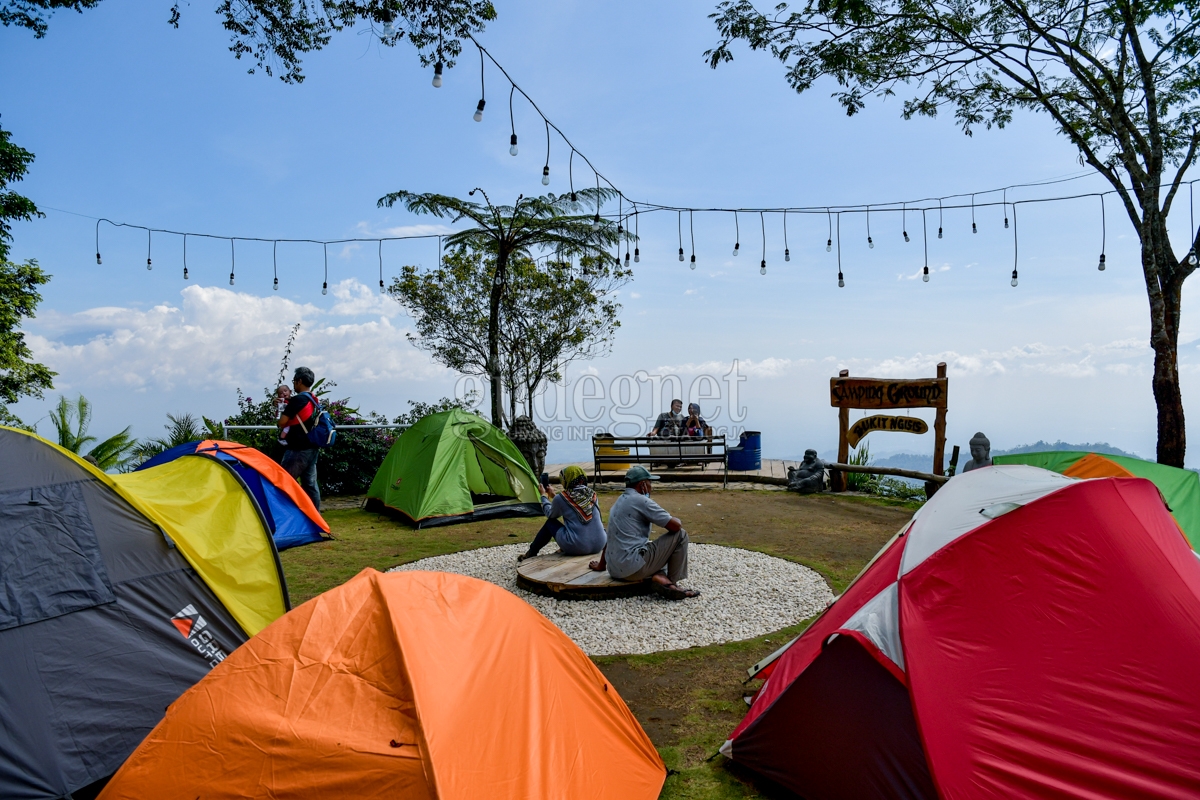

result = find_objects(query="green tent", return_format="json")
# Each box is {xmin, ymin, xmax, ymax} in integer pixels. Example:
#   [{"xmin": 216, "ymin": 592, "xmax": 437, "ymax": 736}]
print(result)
[
  {"xmin": 993, "ymin": 451, "xmax": 1200, "ymax": 550},
  {"xmin": 366, "ymin": 409, "xmax": 542, "ymax": 528}
]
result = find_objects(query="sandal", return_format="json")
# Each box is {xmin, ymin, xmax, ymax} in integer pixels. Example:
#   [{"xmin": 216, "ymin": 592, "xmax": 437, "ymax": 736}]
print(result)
[{"xmin": 653, "ymin": 582, "xmax": 701, "ymax": 601}]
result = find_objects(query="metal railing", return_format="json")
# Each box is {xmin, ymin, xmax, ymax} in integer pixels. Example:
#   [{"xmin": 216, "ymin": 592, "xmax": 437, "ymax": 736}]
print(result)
[{"xmin": 221, "ymin": 423, "xmax": 410, "ymax": 439}]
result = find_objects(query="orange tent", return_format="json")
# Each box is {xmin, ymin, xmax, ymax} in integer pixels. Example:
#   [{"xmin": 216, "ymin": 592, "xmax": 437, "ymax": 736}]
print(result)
[{"xmin": 98, "ymin": 570, "xmax": 665, "ymax": 800}]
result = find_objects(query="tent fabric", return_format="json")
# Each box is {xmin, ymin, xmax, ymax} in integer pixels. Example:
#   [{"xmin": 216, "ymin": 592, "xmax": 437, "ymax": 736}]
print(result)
[
  {"xmin": 902, "ymin": 477, "xmax": 1200, "ymax": 799},
  {"xmin": 114, "ymin": 456, "xmax": 289, "ymax": 636},
  {"xmin": 98, "ymin": 569, "xmax": 666, "ymax": 800},
  {"xmin": 0, "ymin": 427, "xmax": 283, "ymax": 800},
  {"xmin": 725, "ymin": 466, "xmax": 1200, "ymax": 799},
  {"xmin": 994, "ymin": 450, "xmax": 1200, "ymax": 549},
  {"xmin": 367, "ymin": 409, "xmax": 542, "ymax": 527},
  {"xmin": 732, "ymin": 635, "xmax": 936, "ymax": 800},
  {"xmin": 136, "ymin": 439, "xmax": 329, "ymax": 550}
]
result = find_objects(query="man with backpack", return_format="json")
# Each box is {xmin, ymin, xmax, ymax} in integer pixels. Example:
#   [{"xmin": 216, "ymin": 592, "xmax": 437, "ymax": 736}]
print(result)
[{"xmin": 277, "ymin": 366, "xmax": 324, "ymax": 510}]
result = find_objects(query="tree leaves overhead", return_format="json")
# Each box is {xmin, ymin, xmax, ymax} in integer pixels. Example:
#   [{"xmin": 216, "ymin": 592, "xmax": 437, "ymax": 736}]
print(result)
[{"xmin": 2, "ymin": 0, "xmax": 497, "ymax": 84}]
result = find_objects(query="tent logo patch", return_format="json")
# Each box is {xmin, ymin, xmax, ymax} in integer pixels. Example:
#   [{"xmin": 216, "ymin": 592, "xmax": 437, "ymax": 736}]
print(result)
[{"xmin": 171, "ymin": 604, "xmax": 229, "ymax": 668}]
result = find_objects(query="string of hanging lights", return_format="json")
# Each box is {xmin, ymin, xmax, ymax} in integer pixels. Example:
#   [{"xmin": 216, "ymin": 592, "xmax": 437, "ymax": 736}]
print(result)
[{"xmin": 89, "ymin": 216, "xmax": 442, "ymax": 294}]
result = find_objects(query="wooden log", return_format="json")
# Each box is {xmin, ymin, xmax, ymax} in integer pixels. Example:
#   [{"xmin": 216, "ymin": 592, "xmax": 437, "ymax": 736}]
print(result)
[
  {"xmin": 932, "ymin": 362, "xmax": 947, "ymax": 476},
  {"xmin": 833, "ymin": 369, "xmax": 850, "ymax": 492},
  {"xmin": 825, "ymin": 463, "xmax": 949, "ymax": 485}
]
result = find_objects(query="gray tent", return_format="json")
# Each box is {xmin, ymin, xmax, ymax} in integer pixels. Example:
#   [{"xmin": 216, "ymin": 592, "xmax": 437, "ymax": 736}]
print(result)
[{"xmin": 0, "ymin": 427, "xmax": 288, "ymax": 799}]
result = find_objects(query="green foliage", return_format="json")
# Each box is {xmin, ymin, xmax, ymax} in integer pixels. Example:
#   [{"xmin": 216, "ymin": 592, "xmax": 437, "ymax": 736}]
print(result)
[
  {"xmin": 874, "ymin": 476, "xmax": 927, "ymax": 502},
  {"xmin": 47, "ymin": 394, "xmax": 138, "ymax": 470},
  {"xmin": 131, "ymin": 412, "xmax": 223, "ymax": 466},
  {"xmin": 845, "ymin": 441, "xmax": 873, "ymax": 492},
  {"xmin": 379, "ymin": 187, "xmax": 630, "ymax": 425},
  {"xmin": 390, "ymin": 247, "xmax": 626, "ymax": 422},
  {"xmin": 0, "ymin": 123, "xmax": 54, "ymax": 425},
  {"xmin": 4, "ymin": 1, "xmax": 496, "ymax": 85}
]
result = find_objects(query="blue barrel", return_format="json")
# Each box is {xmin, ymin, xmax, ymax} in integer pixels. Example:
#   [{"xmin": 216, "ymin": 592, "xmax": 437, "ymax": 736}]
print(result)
[{"xmin": 728, "ymin": 430, "xmax": 762, "ymax": 471}]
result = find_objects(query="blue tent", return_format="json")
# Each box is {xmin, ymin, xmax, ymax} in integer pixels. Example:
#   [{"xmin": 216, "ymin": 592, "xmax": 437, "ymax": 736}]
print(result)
[{"xmin": 137, "ymin": 440, "xmax": 331, "ymax": 550}]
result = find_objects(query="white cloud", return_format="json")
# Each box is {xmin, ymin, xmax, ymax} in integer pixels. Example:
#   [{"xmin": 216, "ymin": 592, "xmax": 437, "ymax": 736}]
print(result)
[
  {"xmin": 355, "ymin": 221, "xmax": 455, "ymax": 238},
  {"xmin": 630, "ymin": 292, "xmax": 641, "ymax": 299},
  {"xmin": 28, "ymin": 281, "xmax": 445, "ymax": 395}
]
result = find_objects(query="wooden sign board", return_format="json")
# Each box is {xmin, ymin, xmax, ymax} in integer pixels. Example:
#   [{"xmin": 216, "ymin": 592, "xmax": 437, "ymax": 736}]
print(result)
[
  {"xmin": 830, "ymin": 363, "xmax": 948, "ymax": 492},
  {"xmin": 830, "ymin": 377, "xmax": 948, "ymax": 409},
  {"xmin": 847, "ymin": 415, "xmax": 929, "ymax": 448}
]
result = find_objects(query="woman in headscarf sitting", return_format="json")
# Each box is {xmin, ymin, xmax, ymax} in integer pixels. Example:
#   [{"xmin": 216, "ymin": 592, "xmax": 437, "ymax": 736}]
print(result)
[{"xmin": 518, "ymin": 465, "xmax": 607, "ymax": 561}]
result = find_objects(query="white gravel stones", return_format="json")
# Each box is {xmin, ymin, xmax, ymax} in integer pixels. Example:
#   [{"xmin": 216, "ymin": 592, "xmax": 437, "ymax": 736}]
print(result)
[{"xmin": 389, "ymin": 543, "xmax": 834, "ymax": 656}]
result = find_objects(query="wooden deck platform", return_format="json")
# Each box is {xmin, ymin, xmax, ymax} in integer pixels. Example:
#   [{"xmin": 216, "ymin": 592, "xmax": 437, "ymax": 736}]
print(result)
[
  {"xmin": 544, "ymin": 458, "xmax": 798, "ymax": 486},
  {"xmin": 516, "ymin": 552, "xmax": 652, "ymax": 600}
]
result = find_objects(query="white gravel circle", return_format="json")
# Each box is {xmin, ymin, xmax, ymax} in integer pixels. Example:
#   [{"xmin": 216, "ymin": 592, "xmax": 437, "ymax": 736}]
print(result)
[{"xmin": 389, "ymin": 543, "xmax": 834, "ymax": 656}]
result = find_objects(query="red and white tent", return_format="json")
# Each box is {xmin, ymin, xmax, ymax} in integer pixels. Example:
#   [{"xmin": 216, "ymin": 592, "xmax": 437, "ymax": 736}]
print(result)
[{"xmin": 723, "ymin": 465, "xmax": 1200, "ymax": 799}]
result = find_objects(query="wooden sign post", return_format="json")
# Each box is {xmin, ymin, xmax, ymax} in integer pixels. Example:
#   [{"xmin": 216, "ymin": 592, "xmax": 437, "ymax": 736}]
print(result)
[{"xmin": 829, "ymin": 362, "xmax": 947, "ymax": 492}]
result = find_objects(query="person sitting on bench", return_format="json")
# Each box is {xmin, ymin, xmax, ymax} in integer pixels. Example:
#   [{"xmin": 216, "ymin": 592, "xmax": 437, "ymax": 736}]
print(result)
[
  {"xmin": 518, "ymin": 466, "xmax": 606, "ymax": 562},
  {"xmin": 683, "ymin": 403, "xmax": 707, "ymax": 437},
  {"xmin": 588, "ymin": 466, "xmax": 700, "ymax": 600},
  {"xmin": 650, "ymin": 399, "xmax": 684, "ymax": 437}
]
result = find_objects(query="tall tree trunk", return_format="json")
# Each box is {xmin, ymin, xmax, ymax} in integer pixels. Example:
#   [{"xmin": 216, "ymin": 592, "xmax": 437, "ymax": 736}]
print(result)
[
  {"xmin": 487, "ymin": 249, "xmax": 507, "ymax": 427},
  {"xmin": 1142, "ymin": 212, "xmax": 1186, "ymax": 466}
]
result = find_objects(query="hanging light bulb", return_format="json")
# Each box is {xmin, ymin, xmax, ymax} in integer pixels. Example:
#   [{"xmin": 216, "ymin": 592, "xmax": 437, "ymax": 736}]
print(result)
[
  {"xmin": 972, "ymin": 222, "xmax": 978, "ymax": 234},
  {"xmin": 903, "ymin": 230, "xmax": 909, "ymax": 243},
  {"xmin": 183, "ymin": 266, "xmax": 189, "ymax": 280},
  {"xmin": 624, "ymin": 251, "xmax": 631, "ymax": 266},
  {"xmin": 784, "ymin": 248, "xmax": 791, "ymax": 262},
  {"xmin": 1004, "ymin": 215, "xmax": 1009, "ymax": 229},
  {"xmin": 732, "ymin": 242, "xmax": 740, "ymax": 257},
  {"xmin": 633, "ymin": 247, "xmax": 640, "ymax": 263},
  {"xmin": 322, "ymin": 282, "xmax": 328, "ymax": 296},
  {"xmin": 690, "ymin": 254, "xmax": 696, "ymax": 269},
  {"xmin": 1011, "ymin": 269, "xmax": 1019, "ymax": 287},
  {"xmin": 273, "ymin": 277, "xmax": 278, "ymax": 290},
  {"xmin": 541, "ymin": 166, "xmax": 550, "ymax": 186},
  {"xmin": 760, "ymin": 259, "xmax": 766, "ymax": 275},
  {"xmin": 382, "ymin": 18, "xmax": 394, "ymax": 36},
  {"xmin": 570, "ymin": 191, "xmax": 577, "ymax": 203},
  {"xmin": 678, "ymin": 247, "xmax": 685, "ymax": 262},
  {"xmin": 379, "ymin": 279, "xmax": 385, "ymax": 293},
  {"xmin": 938, "ymin": 227, "xmax": 943, "ymax": 239},
  {"xmin": 146, "ymin": 257, "xmax": 152, "ymax": 270},
  {"xmin": 826, "ymin": 238, "xmax": 832, "ymax": 252},
  {"xmin": 593, "ymin": 213, "xmax": 601, "ymax": 229},
  {"xmin": 923, "ymin": 266, "xmax": 930, "ymax": 282},
  {"xmin": 1189, "ymin": 249, "xmax": 1198, "ymax": 266},
  {"xmin": 229, "ymin": 272, "xmax": 235, "ymax": 286},
  {"xmin": 473, "ymin": 99, "xmax": 485, "ymax": 122},
  {"xmin": 509, "ymin": 134, "xmax": 518, "ymax": 156},
  {"xmin": 868, "ymin": 236, "xmax": 874, "ymax": 249},
  {"xmin": 838, "ymin": 271, "xmax": 845, "ymax": 288},
  {"xmin": 432, "ymin": 61, "xmax": 444, "ymax": 88},
  {"xmin": 1098, "ymin": 253, "xmax": 1106, "ymax": 271},
  {"xmin": 96, "ymin": 251, "xmax": 102, "ymax": 265}
]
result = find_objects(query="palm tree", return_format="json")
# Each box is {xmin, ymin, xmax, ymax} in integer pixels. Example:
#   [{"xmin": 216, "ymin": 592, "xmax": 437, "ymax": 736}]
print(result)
[
  {"xmin": 48, "ymin": 394, "xmax": 138, "ymax": 471},
  {"xmin": 131, "ymin": 413, "xmax": 221, "ymax": 466},
  {"xmin": 377, "ymin": 187, "xmax": 624, "ymax": 426}
]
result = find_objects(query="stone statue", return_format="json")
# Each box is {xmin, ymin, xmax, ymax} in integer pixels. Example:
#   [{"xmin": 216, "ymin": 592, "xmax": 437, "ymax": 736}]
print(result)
[
  {"xmin": 508, "ymin": 415, "xmax": 548, "ymax": 479},
  {"xmin": 961, "ymin": 432, "xmax": 992, "ymax": 472},
  {"xmin": 787, "ymin": 449, "xmax": 827, "ymax": 494}
]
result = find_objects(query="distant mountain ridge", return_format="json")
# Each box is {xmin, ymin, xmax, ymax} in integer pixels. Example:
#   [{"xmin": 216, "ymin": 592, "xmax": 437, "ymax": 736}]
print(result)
[{"xmin": 992, "ymin": 440, "xmax": 1143, "ymax": 459}]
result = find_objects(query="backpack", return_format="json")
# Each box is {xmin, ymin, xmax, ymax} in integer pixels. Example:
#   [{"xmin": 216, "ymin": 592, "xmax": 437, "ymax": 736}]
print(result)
[{"xmin": 296, "ymin": 392, "xmax": 337, "ymax": 448}]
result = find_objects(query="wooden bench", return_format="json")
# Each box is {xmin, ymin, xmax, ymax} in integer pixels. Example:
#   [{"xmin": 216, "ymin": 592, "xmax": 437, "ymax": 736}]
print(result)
[
  {"xmin": 516, "ymin": 552, "xmax": 652, "ymax": 600},
  {"xmin": 592, "ymin": 434, "xmax": 728, "ymax": 487}
]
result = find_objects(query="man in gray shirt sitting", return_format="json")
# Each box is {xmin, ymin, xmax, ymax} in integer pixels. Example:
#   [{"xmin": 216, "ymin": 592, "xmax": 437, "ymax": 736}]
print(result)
[{"xmin": 588, "ymin": 466, "xmax": 700, "ymax": 600}]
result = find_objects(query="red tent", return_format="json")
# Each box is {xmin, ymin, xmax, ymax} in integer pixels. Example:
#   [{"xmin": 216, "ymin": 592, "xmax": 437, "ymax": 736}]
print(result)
[{"xmin": 723, "ymin": 465, "xmax": 1200, "ymax": 799}]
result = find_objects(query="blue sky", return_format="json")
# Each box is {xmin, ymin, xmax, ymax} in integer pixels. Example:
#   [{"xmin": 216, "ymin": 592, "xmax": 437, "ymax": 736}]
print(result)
[{"xmin": 3, "ymin": 1, "xmax": 1198, "ymax": 465}]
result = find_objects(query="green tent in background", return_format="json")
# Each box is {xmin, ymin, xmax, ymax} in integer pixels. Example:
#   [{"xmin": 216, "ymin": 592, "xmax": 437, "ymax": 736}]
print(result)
[
  {"xmin": 993, "ymin": 451, "xmax": 1200, "ymax": 549},
  {"xmin": 366, "ymin": 409, "xmax": 542, "ymax": 528}
]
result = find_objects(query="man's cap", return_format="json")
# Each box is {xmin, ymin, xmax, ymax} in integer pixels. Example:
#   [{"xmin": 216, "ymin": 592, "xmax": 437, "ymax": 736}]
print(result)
[{"xmin": 625, "ymin": 465, "xmax": 660, "ymax": 485}]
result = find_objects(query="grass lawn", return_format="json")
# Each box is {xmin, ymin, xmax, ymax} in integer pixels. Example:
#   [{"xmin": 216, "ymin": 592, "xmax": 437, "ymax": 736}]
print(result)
[{"xmin": 279, "ymin": 489, "xmax": 918, "ymax": 799}]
